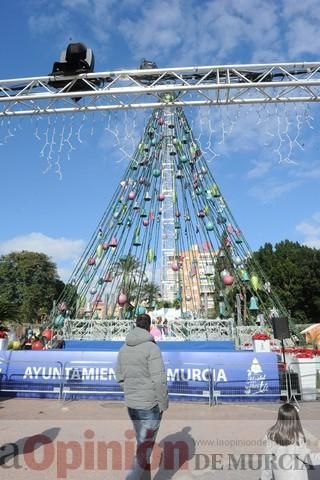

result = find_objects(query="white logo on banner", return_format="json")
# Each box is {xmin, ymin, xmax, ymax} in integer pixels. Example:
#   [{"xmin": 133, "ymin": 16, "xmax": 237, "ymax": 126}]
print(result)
[{"xmin": 244, "ymin": 358, "xmax": 268, "ymax": 395}]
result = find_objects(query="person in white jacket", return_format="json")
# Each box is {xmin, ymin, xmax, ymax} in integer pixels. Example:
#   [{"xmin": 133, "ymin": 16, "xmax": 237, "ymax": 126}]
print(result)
[{"xmin": 260, "ymin": 403, "xmax": 320, "ymax": 480}]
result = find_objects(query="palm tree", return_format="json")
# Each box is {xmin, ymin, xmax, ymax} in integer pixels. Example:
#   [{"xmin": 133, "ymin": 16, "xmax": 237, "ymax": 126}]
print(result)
[
  {"xmin": 140, "ymin": 281, "xmax": 161, "ymax": 309},
  {"xmin": 113, "ymin": 255, "xmax": 142, "ymax": 294},
  {"xmin": 113, "ymin": 255, "xmax": 143, "ymax": 316}
]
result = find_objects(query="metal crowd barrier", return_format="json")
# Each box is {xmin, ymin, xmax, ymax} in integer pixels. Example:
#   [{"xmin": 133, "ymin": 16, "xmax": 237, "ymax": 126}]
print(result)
[
  {"xmin": 0, "ymin": 360, "xmax": 286, "ymax": 406},
  {"xmin": 60, "ymin": 360, "xmax": 212, "ymax": 405},
  {"xmin": 0, "ymin": 358, "xmax": 63, "ymax": 397},
  {"xmin": 166, "ymin": 362, "xmax": 212, "ymax": 406},
  {"xmin": 287, "ymin": 360, "xmax": 320, "ymax": 402},
  {"xmin": 60, "ymin": 360, "xmax": 123, "ymax": 402},
  {"xmin": 212, "ymin": 363, "xmax": 282, "ymax": 404}
]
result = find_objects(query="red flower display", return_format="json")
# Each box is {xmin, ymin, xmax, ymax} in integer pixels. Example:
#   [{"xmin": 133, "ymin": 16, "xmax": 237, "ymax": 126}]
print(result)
[
  {"xmin": 294, "ymin": 348, "xmax": 315, "ymax": 359},
  {"xmin": 252, "ymin": 333, "xmax": 271, "ymax": 341}
]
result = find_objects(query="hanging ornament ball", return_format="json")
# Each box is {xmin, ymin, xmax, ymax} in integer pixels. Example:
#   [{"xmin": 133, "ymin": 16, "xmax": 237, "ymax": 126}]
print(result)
[
  {"xmin": 88, "ymin": 257, "xmax": 96, "ymax": 266},
  {"xmin": 42, "ymin": 329, "xmax": 53, "ymax": 341},
  {"xmin": 58, "ymin": 302, "xmax": 68, "ymax": 312},
  {"xmin": 206, "ymin": 221, "xmax": 214, "ymax": 231},
  {"xmin": 227, "ymin": 224, "xmax": 234, "ymax": 234},
  {"xmin": 158, "ymin": 193, "xmax": 165, "ymax": 201},
  {"xmin": 201, "ymin": 166, "xmax": 207, "ymax": 175},
  {"xmin": 147, "ymin": 248, "xmax": 154, "ymax": 263},
  {"xmin": 158, "ymin": 117, "xmax": 165, "ymax": 125},
  {"xmin": 153, "ymin": 169, "xmax": 161, "ymax": 177},
  {"xmin": 180, "ymin": 154, "xmax": 187, "ymax": 163},
  {"xmin": 32, "ymin": 340, "xmax": 43, "ymax": 351},
  {"xmin": 250, "ymin": 275, "xmax": 260, "ymax": 291},
  {"xmin": 223, "ymin": 275, "xmax": 234, "ymax": 286},
  {"xmin": 11, "ymin": 340, "xmax": 21, "ymax": 350},
  {"xmin": 220, "ymin": 269, "xmax": 229, "ymax": 278},
  {"xmin": 186, "ymin": 295, "xmax": 191, "ymax": 301},
  {"xmin": 90, "ymin": 288, "xmax": 97, "ymax": 295},
  {"xmin": 109, "ymin": 236, "xmax": 118, "ymax": 248},
  {"xmin": 210, "ymin": 184, "xmax": 220, "ymax": 197},
  {"xmin": 54, "ymin": 315, "xmax": 65, "ymax": 327},
  {"xmin": 102, "ymin": 241, "xmax": 109, "ymax": 250},
  {"xmin": 118, "ymin": 293, "xmax": 128, "ymax": 306},
  {"xmin": 249, "ymin": 295, "xmax": 259, "ymax": 310},
  {"xmin": 241, "ymin": 270, "xmax": 250, "ymax": 282},
  {"xmin": 128, "ymin": 191, "xmax": 136, "ymax": 200},
  {"xmin": 135, "ymin": 305, "xmax": 146, "ymax": 315},
  {"xmin": 143, "ymin": 219, "xmax": 149, "ymax": 226},
  {"xmin": 96, "ymin": 244, "xmax": 103, "ymax": 258},
  {"xmin": 172, "ymin": 261, "xmax": 180, "ymax": 272},
  {"xmin": 234, "ymin": 256, "xmax": 242, "ymax": 266},
  {"xmin": 104, "ymin": 272, "xmax": 112, "ymax": 282},
  {"xmin": 139, "ymin": 176, "xmax": 145, "ymax": 184},
  {"xmin": 175, "ymin": 210, "xmax": 181, "ymax": 217}
]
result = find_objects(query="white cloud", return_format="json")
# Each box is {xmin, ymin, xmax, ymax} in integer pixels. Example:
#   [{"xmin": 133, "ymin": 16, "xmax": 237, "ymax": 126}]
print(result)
[
  {"xmin": 28, "ymin": 12, "xmax": 69, "ymax": 34},
  {"xmin": 118, "ymin": 0, "xmax": 282, "ymax": 65},
  {"xmin": 0, "ymin": 233, "xmax": 85, "ymax": 281},
  {"xmin": 29, "ymin": 0, "xmax": 115, "ymax": 47},
  {"xmin": 296, "ymin": 212, "xmax": 320, "ymax": 248},
  {"xmin": 0, "ymin": 232, "xmax": 84, "ymax": 261},
  {"xmin": 247, "ymin": 160, "xmax": 273, "ymax": 179},
  {"xmin": 286, "ymin": 17, "xmax": 320, "ymax": 57},
  {"xmin": 290, "ymin": 160, "xmax": 320, "ymax": 180},
  {"xmin": 248, "ymin": 179, "xmax": 301, "ymax": 203}
]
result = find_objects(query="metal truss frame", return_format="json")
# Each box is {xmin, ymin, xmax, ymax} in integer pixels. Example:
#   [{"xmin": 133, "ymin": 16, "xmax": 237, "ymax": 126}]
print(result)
[
  {"xmin": 1, "ymin": 61, "xmax": 320, "ymax": 117},
  {"xmin": 62, "ymin": 317, "xmax": 234, "ymax": 341}
]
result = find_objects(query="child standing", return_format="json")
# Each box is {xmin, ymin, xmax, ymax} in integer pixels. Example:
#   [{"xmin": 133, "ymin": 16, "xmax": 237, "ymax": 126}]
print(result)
[{"xmin": 260, "ymin": 403, "xmax": 320, "ymax": 480}]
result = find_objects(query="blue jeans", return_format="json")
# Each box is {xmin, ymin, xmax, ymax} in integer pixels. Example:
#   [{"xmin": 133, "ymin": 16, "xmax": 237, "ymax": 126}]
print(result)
[{"xmin": 126, "ymin": 405, "xmax": 162, "ymax": 480}]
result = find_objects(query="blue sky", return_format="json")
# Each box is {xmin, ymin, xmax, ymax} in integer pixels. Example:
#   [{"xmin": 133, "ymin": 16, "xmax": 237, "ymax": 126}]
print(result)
[{"xmin": 1, "ymin": 0, "xmax": 320, "ymax": 282}]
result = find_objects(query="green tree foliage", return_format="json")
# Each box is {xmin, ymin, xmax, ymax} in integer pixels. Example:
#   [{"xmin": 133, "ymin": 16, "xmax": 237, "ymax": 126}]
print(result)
[
  {"xmin": 0, "ymin": 299, "xmax": 16, "ymax": 324},
  {"xmin": 0, "ymin": 251, "xmax": 64, "ymax": 324},
  {"xmin": 140, "ymin": 280, "xmax": 161, "ymax": 309},
  {"xmin": 252, "ymin": 240, "xmax": 320, "ymax": 324}
]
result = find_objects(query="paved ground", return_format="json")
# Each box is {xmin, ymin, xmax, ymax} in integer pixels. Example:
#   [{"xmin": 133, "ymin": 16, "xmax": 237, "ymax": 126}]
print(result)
[{"xmin": 0, "ymin": 397, "xmax": 319, "ymax": 479}]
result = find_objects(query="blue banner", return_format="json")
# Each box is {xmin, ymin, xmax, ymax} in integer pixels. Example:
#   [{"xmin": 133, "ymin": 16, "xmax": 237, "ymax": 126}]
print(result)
[{"xmin": 0, "ymin": 350, "xmax": 280, "ymax": 401}]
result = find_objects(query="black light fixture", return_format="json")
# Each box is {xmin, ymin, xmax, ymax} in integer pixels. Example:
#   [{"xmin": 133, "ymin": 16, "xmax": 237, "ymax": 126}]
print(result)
[
  {"xmin": 139, "ymin": 59, "xmax": 158, "ymax": 70},
  {"xmin": 51, "ymin": 42, "xmax": 95, "ymax": 76},
  {"xmin": 48, "ymin": 42, "xmax": 101, "ymax": 99},
  {"xmin": 135, "ymin": 59, "xmax": 159, "ymax": 85}
]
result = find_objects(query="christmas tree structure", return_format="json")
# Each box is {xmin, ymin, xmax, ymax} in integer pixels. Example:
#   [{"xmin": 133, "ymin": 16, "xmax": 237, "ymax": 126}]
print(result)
[{"xmin": 51, "ymin": 104, "xmax": 288, "ymax": 340}]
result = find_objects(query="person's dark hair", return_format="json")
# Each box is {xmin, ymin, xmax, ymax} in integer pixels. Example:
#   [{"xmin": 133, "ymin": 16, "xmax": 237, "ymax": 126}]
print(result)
[
  {"xmin": 136, "ymin": 313, "xmax": 151, "ymax": 331},
  {"xmin": 268, "ymin": 403, "xmax": 305, "ymax": 446}
]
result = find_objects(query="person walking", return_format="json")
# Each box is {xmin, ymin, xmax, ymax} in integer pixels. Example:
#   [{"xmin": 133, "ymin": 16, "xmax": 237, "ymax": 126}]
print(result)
[
  {"xmin": 260, "ymin": 403, "xmax": 320, "ymax": 480},
  {"xmin": 116, "ymin": 313, "xmax": 169, "ymax": 480}
]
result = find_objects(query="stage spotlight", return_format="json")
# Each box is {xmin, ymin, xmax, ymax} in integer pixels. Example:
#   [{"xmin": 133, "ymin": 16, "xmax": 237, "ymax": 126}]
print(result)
[
  {"xmin": 51, "ymin": 42, "xmax": 95, "ymax": 76},
  {"xmin": 49, "ymin": 42, "xmax": 101, "ymax": 100},
  {"xmin": 139, "ymin": 59, "xmax": 158, "ymax": 70}
]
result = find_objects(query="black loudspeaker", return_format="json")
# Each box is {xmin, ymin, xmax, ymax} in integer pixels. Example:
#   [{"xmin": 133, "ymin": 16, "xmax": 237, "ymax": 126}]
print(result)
[{"xmin": 271, "ymin": 316, "xmax": 290, "ymax": 340}]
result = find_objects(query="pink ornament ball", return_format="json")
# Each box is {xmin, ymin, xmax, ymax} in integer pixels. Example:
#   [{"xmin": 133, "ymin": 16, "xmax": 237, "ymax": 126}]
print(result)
[
  {"xmin": 223, "ymin": 275, "xmax": 234, "ymax": 286},
  {"xmin": 128, "ymin": 191, "xmax": 136, "ymax": 200},
  {"xmin": 118, "ymin": 293, "xmax": 127, "ymax": 306}
]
